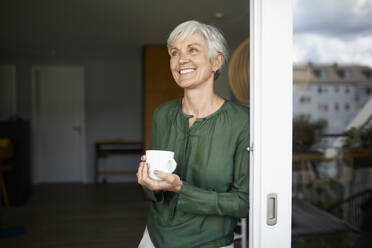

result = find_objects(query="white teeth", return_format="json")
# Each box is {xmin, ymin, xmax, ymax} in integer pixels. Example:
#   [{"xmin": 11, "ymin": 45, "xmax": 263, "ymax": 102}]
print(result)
[{"xmin": 180, "ymin": 69, "xmax": 195, "ymax": 74}]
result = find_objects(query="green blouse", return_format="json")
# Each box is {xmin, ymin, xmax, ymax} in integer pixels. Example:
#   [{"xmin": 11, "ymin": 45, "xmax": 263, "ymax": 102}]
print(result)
[{"xmin": 143, "ymin": 98, "xmax": 250, "ymax": 248}]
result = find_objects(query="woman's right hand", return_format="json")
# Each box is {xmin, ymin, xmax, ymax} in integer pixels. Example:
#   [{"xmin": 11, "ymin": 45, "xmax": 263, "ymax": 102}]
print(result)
[
  {"xmin": 137, "ymin": 154, "xmax": 147, "ymax": 184},
  {"xmin": 137, "ymin": 155, "xmax": 155, "ymax": 189},
  {"xmin": 136, "ymin": 154, "xmax": 183, "ymax": 193}
]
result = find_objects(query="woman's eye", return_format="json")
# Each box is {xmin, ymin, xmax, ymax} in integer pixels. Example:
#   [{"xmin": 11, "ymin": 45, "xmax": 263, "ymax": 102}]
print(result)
[
  {"xmin": 190, "ymin": 48, "xmax": 198, "ymax": 53},
  {"xmin": 171, "ymin": 51, "xmax": 178, "ymax": 56}
]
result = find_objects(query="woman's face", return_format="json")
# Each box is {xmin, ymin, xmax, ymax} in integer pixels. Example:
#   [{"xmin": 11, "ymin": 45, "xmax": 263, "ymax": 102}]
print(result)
[{"xmin": 169, "ymin": 33, "xmax": 219, "ymax": 89}]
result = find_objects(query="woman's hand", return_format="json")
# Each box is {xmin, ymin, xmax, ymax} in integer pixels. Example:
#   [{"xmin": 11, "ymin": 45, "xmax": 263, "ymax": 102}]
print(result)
[{"xmin": 137, "ymin": 155, "xmax": 183, "ymax": 193}]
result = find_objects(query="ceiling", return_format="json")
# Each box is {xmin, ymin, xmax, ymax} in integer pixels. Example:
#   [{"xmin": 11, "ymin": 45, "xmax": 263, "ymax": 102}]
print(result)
[{"xmin": 0, "ymin": 0, "xmax": 249, "ymax": 58}]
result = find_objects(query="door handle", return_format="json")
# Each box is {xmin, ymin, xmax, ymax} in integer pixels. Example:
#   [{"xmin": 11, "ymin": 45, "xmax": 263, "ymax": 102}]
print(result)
[{"xmin": 267, "ymin": 193, "xmax": 277, "ymax": 226}]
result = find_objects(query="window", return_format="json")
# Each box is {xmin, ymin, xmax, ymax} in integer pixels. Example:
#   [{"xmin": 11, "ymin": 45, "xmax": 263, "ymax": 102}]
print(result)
[
  {"xmin": 345, "ymin": 103, "xmax": 350, "ymax": 111},
  {"xmin": 319, "ymin": 103, "xmax": 329, "ymax": 111},
  {"xmin": 345, "ymin": 87, "xmax": 350, "ymax": 94},
  {"xmin": 318, "ymin": 86, "xmax": 328, "ymax": 94},
  {"xmin": 337, "ymin": 69, "xmax": 352, "ymax": 79},
  {"xmin": 299, "ymin": 96, "xmax": 311, "ymax": 103},
  {"xmin": 334, "ymin": 103, "xmax": 339, "ymax": 112},
  {"xmin": 366, "ymin": 87, "xmax": 371, "ymax": 95},
  {"xmin": 335, "ymin": 86, "xmax": 339, "ymax": 93},
  {"xmin": 344, "ymin": 70, "xmax": 352, "ymax": 78},
  {"xmin": 313, "ymin": 69, "xmax": 328, "ymax": 78},
  {"xmin": 362, "ymin": 70, "xmax": 372, "ymax": 79}
]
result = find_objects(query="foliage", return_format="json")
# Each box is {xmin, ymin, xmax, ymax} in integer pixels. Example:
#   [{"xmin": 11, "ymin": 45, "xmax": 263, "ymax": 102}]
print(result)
[
  {"xmin": 293, "ymin": 115, "xmax": 327, "ymax": 153},
  {"xmin": 343, "ymin": 125, "xmax": 372, "ymax": 151}
]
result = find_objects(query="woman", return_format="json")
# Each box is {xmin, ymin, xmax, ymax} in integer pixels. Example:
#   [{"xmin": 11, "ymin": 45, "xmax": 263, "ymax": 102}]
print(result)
[{"xmin": 137, "ymin": 20, "xmax": 249, "ymax": 248}]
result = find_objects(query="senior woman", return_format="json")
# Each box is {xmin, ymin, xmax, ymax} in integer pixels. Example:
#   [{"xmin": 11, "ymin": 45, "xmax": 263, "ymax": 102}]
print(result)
[{"xmin": 137, "ymin": 20, "xmax": 249, "ymax": 248}]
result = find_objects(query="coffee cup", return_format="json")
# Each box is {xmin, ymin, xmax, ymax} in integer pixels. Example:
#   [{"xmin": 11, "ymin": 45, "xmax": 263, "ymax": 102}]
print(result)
[{"xmin": 145, "ymin": 150, "xmax": 177, "ymax": 180}]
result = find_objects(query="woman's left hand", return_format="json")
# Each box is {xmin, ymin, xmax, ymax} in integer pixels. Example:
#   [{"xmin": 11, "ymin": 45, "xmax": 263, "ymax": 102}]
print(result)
[{"xmin": 137, "ymin": 161, "xmax": 183, "ymax": 193}]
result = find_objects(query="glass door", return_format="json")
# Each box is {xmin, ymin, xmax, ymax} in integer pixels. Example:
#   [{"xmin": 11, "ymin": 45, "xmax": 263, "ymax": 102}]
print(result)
[{"xmin": 292, "ymin": 1, "xmax": 372, "ymax": 247}]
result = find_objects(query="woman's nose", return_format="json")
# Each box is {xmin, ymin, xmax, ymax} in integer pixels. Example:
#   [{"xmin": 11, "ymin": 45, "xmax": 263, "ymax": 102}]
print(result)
[{"xmin": 178, "ymin": 52, "xmax": 190, "ymax": 63}]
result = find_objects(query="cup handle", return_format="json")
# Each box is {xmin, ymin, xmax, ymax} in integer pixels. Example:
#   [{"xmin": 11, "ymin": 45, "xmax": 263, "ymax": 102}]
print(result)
[{"xmin": 169, "ymin": 158, "xmax": 177, "ymax": 172}]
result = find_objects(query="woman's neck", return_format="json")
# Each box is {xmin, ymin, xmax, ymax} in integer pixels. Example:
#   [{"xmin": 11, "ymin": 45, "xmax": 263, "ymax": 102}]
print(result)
[{"xmin": 182, "ymin": 88, "xmax": 224, "ymax": 119}]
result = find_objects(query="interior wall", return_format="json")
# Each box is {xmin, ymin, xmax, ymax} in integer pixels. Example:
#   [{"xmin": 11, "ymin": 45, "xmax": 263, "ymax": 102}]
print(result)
[
  {"xmin": 84, "ymin": 54, "xmax": 143, "ymax": 183},
  {"xmin": 0, "ymin": 45, "xmax": 233, "ymax": 183}
]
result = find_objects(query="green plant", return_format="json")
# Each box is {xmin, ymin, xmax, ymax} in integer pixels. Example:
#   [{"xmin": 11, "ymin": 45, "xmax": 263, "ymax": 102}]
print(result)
[
  {"xmin": 293, "ymin": 115, "xmax": 327, "ymax": 153},
  {"xmin": 344, "ymin": 125, "xmax": 372, "ymax": 151}
]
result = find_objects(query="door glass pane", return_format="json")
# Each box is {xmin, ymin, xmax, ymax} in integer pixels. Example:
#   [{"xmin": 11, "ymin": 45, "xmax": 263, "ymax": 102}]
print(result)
[{"xmin": 292, "ymin": 1, "xmax": 372, "ymax": 247}]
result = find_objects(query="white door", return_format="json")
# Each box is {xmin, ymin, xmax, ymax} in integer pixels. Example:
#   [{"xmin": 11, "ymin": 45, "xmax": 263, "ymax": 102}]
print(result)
[
  {"xmin": 250, "ymin": 0, "xmax": 293, "ymax": 247},
  {"xmin": 32, "ymin": 66, "xmax": 85, "ymax": 183}
]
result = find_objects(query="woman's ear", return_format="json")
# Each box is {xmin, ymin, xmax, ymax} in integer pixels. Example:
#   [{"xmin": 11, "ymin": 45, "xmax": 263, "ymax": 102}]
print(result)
[{"xmin": 212, "ymin": 54, "xmax": 224, "ymax": 72}]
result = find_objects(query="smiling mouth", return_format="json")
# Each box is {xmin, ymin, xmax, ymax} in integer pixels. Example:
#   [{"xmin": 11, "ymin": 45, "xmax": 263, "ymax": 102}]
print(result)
[{"xmin": 179, "ymin": 69, "xmax": 196, "ymax": 74}]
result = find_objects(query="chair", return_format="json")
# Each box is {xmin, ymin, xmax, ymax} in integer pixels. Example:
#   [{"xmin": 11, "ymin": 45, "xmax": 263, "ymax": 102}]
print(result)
[
  {"xmin": 0, "ymin": 138, "xmax": 13, "ymax": 208},
  {"xmin": 234, "ymin": 218, "xmax": 247, "ymax": 248}
]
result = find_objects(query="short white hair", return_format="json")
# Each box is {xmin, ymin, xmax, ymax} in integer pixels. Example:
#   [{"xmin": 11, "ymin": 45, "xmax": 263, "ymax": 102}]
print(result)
[{"xmin": 167, "ymin": 20, "xmax": 229, "ymax": 80}]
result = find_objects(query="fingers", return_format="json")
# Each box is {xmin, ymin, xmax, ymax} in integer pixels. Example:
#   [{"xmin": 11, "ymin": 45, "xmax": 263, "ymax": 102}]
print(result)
[
  {"xmin": 137, "ymin": 160, "xmax": 148, "ymax": 183},
  {"xmin": 142, "ymin": 162, "xmax": 150, "ymax": 181},
  {"xmin": 154, "ymin": 171, "xmax": 182, "ymax": 193},
  {"xmin": 137, "ymin": 161, "xmax": 144, "ymax": 184},
  {"xmin": 155, "ymin": 170, "xmax": 173, "ymax": 183},
  {"xmin": 141, "ymin": 155, "xmax": 146, "ymax": 162},
  {"xmin": 137, "ymin": 154, "xmax": 147, "ymax": 185},
  {"xmin": 138, "ymin": 162, "xmax": 157, "ymax": 190}
]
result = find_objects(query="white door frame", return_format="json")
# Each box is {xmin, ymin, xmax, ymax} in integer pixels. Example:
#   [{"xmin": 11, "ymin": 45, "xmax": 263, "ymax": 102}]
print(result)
[
  {"xmin": 249, "ymin": 0, "xmax": 293, "ymax": 247},
  {"xmin": 31, "ymin": 66, "xmax": 87, "ymax": 184}
]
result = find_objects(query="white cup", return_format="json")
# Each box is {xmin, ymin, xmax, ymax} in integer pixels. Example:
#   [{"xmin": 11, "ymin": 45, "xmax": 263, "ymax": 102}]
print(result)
[{"xmin": 146, "ymin": 150, "xmax": 177, "ymax": 180}]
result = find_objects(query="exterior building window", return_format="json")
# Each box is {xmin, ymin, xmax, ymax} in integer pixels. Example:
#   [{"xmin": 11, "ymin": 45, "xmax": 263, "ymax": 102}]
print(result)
[
  {"xmin": 335, "ymin": 86, "xmax": 339, "ymax": 93},
  {"xmin": 345, "ymin": 87, "xmax": 350, "ymax": 94},
  {"xmin": 318, "ymin": 86, "xmax": 328, "ymax": 94},
  {"xmin": 344, "ymin": 70, "xmax": 352, "ymax": 78},
  {"xmin": 299, "ymin": 96, "xmax": 311, "ymax": 103},
  {"xmin": 362, "ymin": 70, "xmax": 372, "ymax": 79},
  {"xmin": 320, "ymin": 70, "xmax": 327, "ymax": 78},
  {"xmin": 335, "ymin": 103, "xmax": 339, "ymax": 112},
  {"xmin": 345, "ymin": 103, "xmax": 350, "ymax": 111},
  {"xmin": 337, "ymin": 69, "xmax": 352, "ymax": 79},
  {"xmin": 313, "ymin": 69, "xmax": 328, "ymax": 78},
  {"xmin": 319, "ymin": 103, "xmax": 329, "ymax": 111},
  {"xmin": 366, "ymin": 87, "xmax": 371, "ymax": 95}
]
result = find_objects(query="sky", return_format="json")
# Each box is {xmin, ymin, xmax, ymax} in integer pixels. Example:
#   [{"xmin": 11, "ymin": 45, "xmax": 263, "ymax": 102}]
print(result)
[{"xmin": 293, "ymin": 0, "xmax": 372, "ymax": 67}]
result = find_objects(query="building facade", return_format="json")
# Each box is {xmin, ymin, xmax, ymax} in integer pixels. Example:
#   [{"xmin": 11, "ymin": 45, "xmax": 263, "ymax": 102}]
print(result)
[{"xmin": 293, "ymin": 64, "xmax": 372, "ymax": 134}]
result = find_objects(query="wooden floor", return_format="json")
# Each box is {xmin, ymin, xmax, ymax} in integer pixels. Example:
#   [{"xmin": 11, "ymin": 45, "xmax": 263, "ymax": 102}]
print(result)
[
  {"xmin": 1, "ymin": 183, "xmax": 364, "ymax": 248},
  {"xmin": 0, "ymin": 183, "xmax": 150, "ymax": 248}
]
